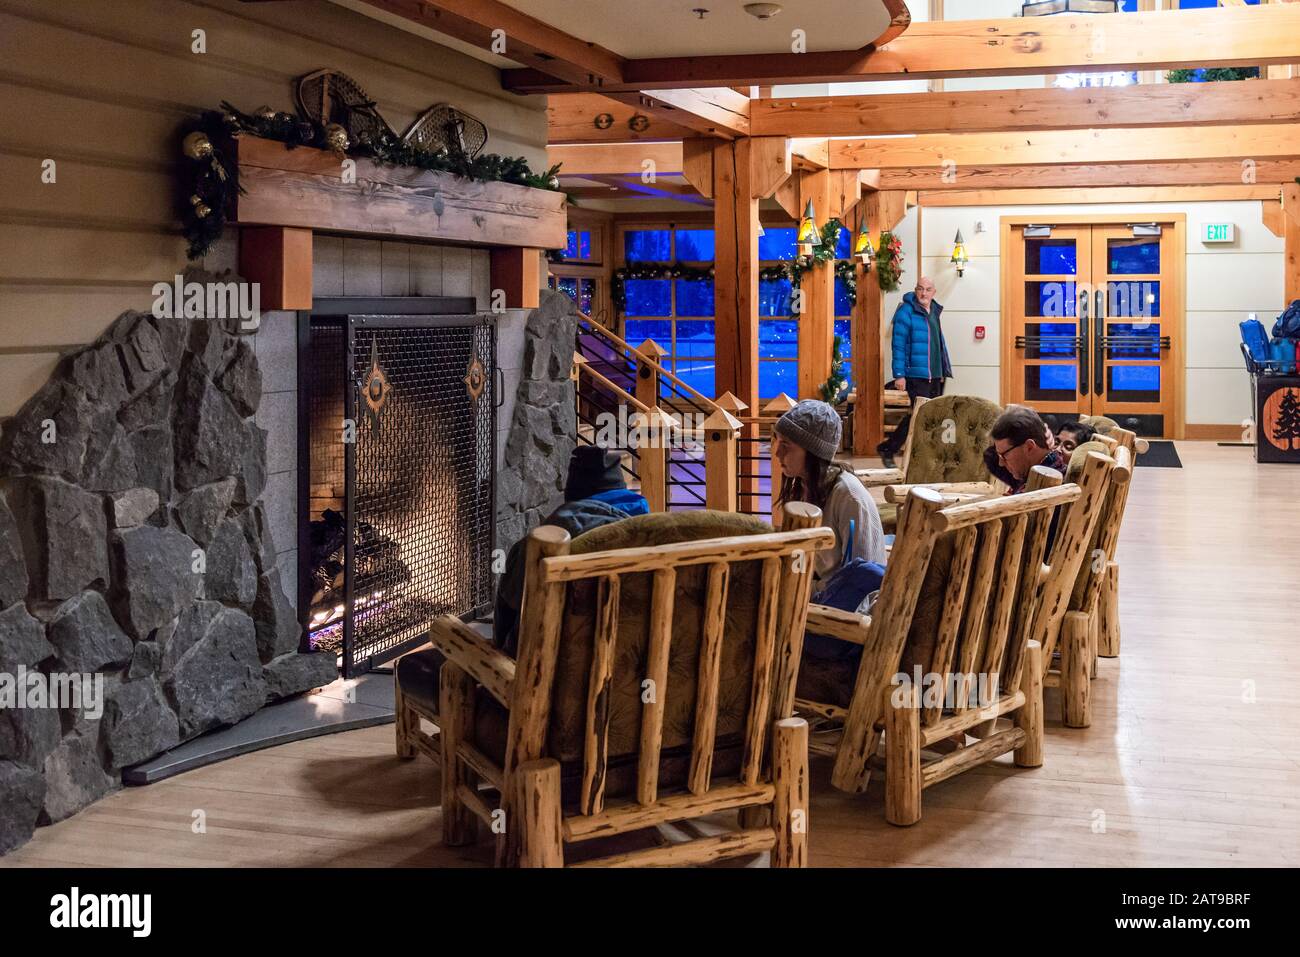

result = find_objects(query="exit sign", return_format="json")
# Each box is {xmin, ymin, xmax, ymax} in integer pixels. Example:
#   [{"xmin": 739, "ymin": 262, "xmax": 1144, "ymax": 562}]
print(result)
[{"xmin": 1203, "ymin": 222, "xmax": 1235, "ymax": 243}]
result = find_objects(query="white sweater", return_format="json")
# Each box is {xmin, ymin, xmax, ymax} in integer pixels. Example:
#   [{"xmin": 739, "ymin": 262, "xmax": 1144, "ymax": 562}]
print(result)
[{"xmin": 813, "ymin": 469, "xmax": 887, "ymax": 584}]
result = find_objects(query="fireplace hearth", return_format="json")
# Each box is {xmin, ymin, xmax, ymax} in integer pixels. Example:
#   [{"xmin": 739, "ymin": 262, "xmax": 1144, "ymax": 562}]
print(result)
[{"xmin": 298, "ymin": 298, "xmax": 497, "ymax": 677}]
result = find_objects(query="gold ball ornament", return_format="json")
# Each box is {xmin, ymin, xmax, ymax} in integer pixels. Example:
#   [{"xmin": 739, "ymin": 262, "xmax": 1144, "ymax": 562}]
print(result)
[
  {"xmin": 189, "ymin": 194, "xmax": 212, "ymax": 219},
  {"xmin": 182, "ymin": 131, "xmax": 214, "ymax": 160},
  {"xmin": 324, "ymin": 123, "xmax": 349, "ymax": 153},
  {"xmin": 254, "ymin": 105, "xmax": 276, "ymax": 120}
]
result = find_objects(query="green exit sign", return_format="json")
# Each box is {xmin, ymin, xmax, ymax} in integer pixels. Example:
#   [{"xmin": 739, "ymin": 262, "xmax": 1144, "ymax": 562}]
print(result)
[{"xmin": 1203, "ymin": 222, "xmax": 1235, "ymax": 243}]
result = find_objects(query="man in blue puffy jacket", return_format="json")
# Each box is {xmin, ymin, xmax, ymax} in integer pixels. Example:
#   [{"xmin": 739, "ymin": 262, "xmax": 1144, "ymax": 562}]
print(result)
[{"xmin": 876, "ymin": 276, "xmax": 953, "ymax": 468}]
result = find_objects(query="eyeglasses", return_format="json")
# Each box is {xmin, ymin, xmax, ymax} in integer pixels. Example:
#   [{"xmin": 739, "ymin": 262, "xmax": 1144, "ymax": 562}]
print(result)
[{"xmin": 994, "ymin": 440, "xmax": 1025, "ymax": 463}]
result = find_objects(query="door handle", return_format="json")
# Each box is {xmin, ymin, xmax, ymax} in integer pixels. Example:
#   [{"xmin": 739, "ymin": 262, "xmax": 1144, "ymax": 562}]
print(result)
[
  {"xmin": 1078, "ymin": 289, "xmax": 1089, "ymax": 397},
  {"xmin": 1093, "ymin": 288, "xmax": 1106, "ymax": 395}
]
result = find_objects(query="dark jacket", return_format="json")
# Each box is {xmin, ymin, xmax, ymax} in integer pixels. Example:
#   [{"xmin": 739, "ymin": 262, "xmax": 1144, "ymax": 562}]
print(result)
[{"xmin": 891, "ymin": 291, "xmax": 953, "ymax": 381}]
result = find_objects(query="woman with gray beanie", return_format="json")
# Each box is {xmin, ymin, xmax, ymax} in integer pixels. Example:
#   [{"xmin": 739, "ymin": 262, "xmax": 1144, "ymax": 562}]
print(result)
[{"xmin": 772, "ymin": 399, "xmax": 885, "ymax": 584}]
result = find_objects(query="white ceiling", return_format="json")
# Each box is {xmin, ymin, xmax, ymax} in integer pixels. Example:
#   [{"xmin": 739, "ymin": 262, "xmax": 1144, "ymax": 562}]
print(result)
[{"xmin": 502, "ymin": 0, "xmax": 894, "ymax": 58}]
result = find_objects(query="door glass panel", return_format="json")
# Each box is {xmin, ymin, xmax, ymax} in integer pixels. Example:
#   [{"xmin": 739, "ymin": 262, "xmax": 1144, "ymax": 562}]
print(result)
[
  {"xmin": 1107, "ymin": 365, "xmax": 1161, "ymax": 403},
  {"xmin": 1024, "ymin": 364, "xmax": 1078, "ymax": 402},
  {"xmin": 1107, "ymin": 322, "xmax": 1161, "ymax": 359},
  {"xmin": 1024, "ymin": 322, "xmax": 1077, "ymax": 359},
  {"xmin": 1025, "ymin": 238, "xmax": 1078, "ymax": 275},
  {"xmin": 1107, "ymin": 238, "xmax": 1160, "ymax": 274},
  {"xmin": 1107, "ymin": 280, "xmax": 1159, "ymax": 319},
  {"xmin": 1025, "ymin": 281, "xmax": 1077, "ymax": 318}
]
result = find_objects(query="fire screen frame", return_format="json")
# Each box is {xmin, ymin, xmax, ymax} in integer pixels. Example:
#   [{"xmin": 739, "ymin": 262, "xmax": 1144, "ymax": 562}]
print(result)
[{"xmin": 296, "ymin": 297, "xmax": 497, "ymax": 677}]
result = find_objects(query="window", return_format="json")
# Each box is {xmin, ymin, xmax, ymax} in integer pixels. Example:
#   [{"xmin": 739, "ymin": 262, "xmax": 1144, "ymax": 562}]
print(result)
[
  {"xmin": 620, "ymin": 227, "xmax": 717, "ymax": 396},
  {"xmin": 759, "ymin": 227, "xmax": 798, "ymax": 400},
  {"xmin": 555, "ymin": 226, "xmax": 602, "ymax": 264},
  {"xmin": 547, "ymin": 275, "xmax": 598, "ymax": 315}
]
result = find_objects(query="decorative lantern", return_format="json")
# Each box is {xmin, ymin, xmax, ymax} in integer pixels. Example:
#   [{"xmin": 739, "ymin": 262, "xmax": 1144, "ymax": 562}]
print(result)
[
  {"xmin": 796, "ymin": 199, "xmax": 820, "ymax": 255},
  {"xmin": 854, "ymin": 220, "xmax": 875, "ymax": 270},
  {"xmin": 950, "ymin": 229, "xmax": 969, "ymax": 277}
]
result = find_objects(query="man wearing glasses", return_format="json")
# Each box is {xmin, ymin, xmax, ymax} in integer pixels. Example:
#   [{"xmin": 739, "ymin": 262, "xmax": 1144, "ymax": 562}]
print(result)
[
  {"xmin": 876, "ymin": 276, "xmax": 951, "ymax": 469},
  {"xmin": 989, "ymin": 406, "xmax": 1068, "ymax": 495}
]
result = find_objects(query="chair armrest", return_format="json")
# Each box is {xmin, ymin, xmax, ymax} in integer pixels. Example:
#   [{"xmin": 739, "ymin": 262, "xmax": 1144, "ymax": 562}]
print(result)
[
  {"xmin": 882, "ymin": 481, "xmax": 995, "ymax": 504},
  {"xmin": 427, "ymin": 615, "xmax": 515, "ymax": 707},
  {"xmin": 805, "ymin": 603, "xmax": 872, "ymax": 646},
  {"xmin": 854, "ymin": 467, "xmax": 905, "ymax": 488}
]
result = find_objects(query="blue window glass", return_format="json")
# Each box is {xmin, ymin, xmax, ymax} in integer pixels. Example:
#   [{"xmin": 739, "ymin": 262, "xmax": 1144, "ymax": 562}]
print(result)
[
  {"xmin": 1108, "ymin": 365, "xmax": 1160, "ymax": 403},
  {"xmin": 1107, "ymin": 240, "xmax": 1159, "ymax": 275},
  {"xmin": 624, "ymin": 279, "xmax": 672, "ymax": 316},
  {"xmin": 675, "ymin": 321, "xmax": 715, "ymax": 359},
  {"xmin": 760, "ymin": 361, "xmax": 798, "ymax": 399},
  {"xmin": 675, "ymin": 359, "xmax": 715, "ymax": 398},
  {"xmin": 759, "ymin": 227, "xmax": 798, "ymax": 261},
  {"xmin": 1108, "ymin": 281, "xmax": 1160, "ymax": 319},
  {"xmin": 760, "ymin": 320, "xmax": 799, "ymax": 359},
  {"xmin": 563, "ymin": 230, "xmax": 592, "ymax": 260},
  {"xmin": 833, "ymin": 225, "xmax": 852, "ymax": 260},
  {"xmin": 624, "ymin": 229, "xmax": 671, "ymax": 261},
  {"xmin": 1107, "ymin": 323, "xmax": 1162, "ymax": 358},
  {"xmin": 759, "ymin": 278, "xmax": 793, "ymax": 317},
  {"xmin": 834, "ymin": 320, "xmax": 852, "ymax": 360},
  {"xmin": 555, "ymin": 277, "xmax": 578, "ymax": 302},
  {"xmin": 1118, "ymin": 0, "xmax": 1137, "ymax": 9},
  {"xmin": 1040, "ymin": 365, "xmax": 1077, "ymax": 391},
  {"xmin": 1027, "ymin": 281, "xmax": 1076, "ymax": 318},
  {"xmin": 834, "ymin": 276, "xmax": 853, "ymax": 317},
  {"xmin": 1026, "ymin": 322, "xmax": 1077, "ymax": 359},
  {"xmin": 675, "ymin": 279, "xmax": 714, "ymax": 316},
  {"xmin": 1024, "ymin": 364, "xmax": 1077, "ymax": 403},
  {"xmin": 623, "ymin": 319, "xmax": 672, "ymax": 351},
  {"xmin": 1025, "ymin": 239, "xmax": 1077, "ymax": 275},
  {"xmin": 674, "ymin": 229, "xmax": 715, "ymax": 262}
]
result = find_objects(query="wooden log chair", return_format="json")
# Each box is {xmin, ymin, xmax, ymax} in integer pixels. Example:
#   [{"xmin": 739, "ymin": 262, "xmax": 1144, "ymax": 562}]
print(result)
[
  {"xmin": 394, "ymin": 505, "xmax": 835, "ymax": 867},
  {"xmin": 855, "ymin": 394, "xmax": 1003, "ymax": 534},
  {"xmin": 1036, "ymin": 441, "xmax": 1133, "ymax": 727},
  {"xmin": 792, "ymin": 459, "xmax": 1108, "ymax": 825}
]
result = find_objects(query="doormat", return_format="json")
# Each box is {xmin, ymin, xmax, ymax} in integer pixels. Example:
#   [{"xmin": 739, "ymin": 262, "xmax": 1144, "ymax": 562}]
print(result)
[{"xmin": 1136, "ymin": 440, "xmax": 1182, "ymax": 468}]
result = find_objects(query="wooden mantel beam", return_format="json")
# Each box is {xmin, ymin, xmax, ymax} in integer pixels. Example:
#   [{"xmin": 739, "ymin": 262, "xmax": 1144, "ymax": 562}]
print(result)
[
  {"xmin": 752, "ymin": 79, "xmax": 1300, "ymax": 137},
  {"xmin": 830, "ymin": 124, "xmax": 1300, "ymax": 169},
  {"xmin": 505, "ymin": 6, "xmax": 1300, "ymax": 93},
  {"xmin": 357, "ymin": 0, "xmax": 625, "ymax": 87}
]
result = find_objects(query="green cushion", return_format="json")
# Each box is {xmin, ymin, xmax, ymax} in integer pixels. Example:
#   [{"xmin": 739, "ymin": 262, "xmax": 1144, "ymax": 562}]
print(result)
[
  {"xmin": 903, "ymin": 394, "xmax": 1001, "ymax": 485},
  {"xmin": 1065, "ymin": 439, "xmax": 1112, "ymax": 482}
]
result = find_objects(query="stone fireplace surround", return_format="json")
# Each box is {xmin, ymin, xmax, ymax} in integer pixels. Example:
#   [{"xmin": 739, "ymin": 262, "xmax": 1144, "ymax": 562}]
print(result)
[{"xmin": 0, "ymin": 233, "xmax": 578, "ymax": 854}]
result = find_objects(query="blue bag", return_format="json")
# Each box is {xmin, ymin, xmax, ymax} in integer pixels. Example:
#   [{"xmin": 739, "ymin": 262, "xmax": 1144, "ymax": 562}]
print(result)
[
  {"xmin": 806, "ymin": 519, "xmax": 886, "ymax": 661},
  {"xmin": 1240, "ymin": 318, "xmax": 1270, "ymax": 365},
  {"xmin": 1269, "ymin": 338, "xmax": 1297, "ymax": 375},
  {"xmin": 1272, "ymin": 300, "xmax": 1300, "ymax": 340}
]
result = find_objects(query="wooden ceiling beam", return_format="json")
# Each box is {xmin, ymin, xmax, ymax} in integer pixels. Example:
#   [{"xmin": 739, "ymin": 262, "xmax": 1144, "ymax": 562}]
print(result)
[
  {"xmin": 503, "ymin": 6, "xmax": 1300, "ymax": 93},
  {"xmin": 752, "ymin": 78, "xmax": 1300, "ymax": 137},
  {"xmin": 548, "ymin": 142, "xmax": 684, "ymax": 176},
  {"xmin": 548, "ymin": 94, "xmax": 691, "ymax": 144},
  {"xmin": 831, "ymin": 124, "xmax": 1300, "ymax": 169},
  {"xmin": 880, "ymin": 159, "xmax": 1300, "ymax": 189},
  {"xmin": 357, "ymin": 0, "xmax": 625, "ymax": 87},
  {"xmin": 918, "ymin": 185, "xmax": 1281, "ymax": 207},
  {"xmin": 603, "ymin": 88, "xmax": 750, "ymax": 139}
]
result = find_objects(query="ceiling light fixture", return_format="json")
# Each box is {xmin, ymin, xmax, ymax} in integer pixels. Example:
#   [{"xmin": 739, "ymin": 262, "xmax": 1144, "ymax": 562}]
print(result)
[{"xmin": 743, "ymin": 3, "xmax": 783, "ymax": 20}]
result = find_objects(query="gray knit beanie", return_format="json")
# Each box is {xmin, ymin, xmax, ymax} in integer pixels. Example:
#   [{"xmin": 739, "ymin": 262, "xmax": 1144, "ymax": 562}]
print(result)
[{"xmin": 774, "ymin": 399, "xmax": 842, "ymax": 462}]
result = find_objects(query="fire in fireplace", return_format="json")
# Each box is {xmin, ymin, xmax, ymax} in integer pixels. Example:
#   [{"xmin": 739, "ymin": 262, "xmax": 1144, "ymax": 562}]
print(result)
[{"xmin": 297, "ymin": 298, "xmax": 497, "ymax": 676}]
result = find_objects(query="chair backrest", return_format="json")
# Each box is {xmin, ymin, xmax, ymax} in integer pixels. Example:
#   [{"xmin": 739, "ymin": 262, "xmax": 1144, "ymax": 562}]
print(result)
[
  {"xmin": 902, "ymin": 394, "xmax": 1002, "ymax": 485},
  {"xmin": 508, "ymin": 504, "xmax": 834, "ymax": 817},
  {"xmin": 836, "ymin": 474, "xmax": 1079, "ymax": 755},
  {"xmin": 1069, "ymin": 444, "xmax": 1132, "ymax": 613}
]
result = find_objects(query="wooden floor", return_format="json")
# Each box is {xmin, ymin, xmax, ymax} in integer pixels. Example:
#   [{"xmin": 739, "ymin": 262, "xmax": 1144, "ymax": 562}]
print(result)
[{"xmin": 7, "ymin": 442, "xmax": 1300, "ymax": 868}]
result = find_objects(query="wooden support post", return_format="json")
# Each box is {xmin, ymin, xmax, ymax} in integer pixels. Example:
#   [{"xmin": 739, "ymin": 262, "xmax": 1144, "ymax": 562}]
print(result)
[
  {"xmin": 1060, "ymin": 610, "xmax": 1092, "ymax": 729},
  {"xmin": 513, "ymin": 758, "xmax": 564, "ymax": 868},
  {"xmin": 1014, "ymin": 640, "xmax": 1044, "ymax": 768},
  {"xmin": 1284, "ymin": 183, "xmax": 1300, "ymax": 304},
  {"xmin": 713, "ymin": 138, "xmax": 761, "ymax": 410},
  {"xmin": 797, "ymin": 169, "xmax": 834, "ymax": 400},
  {"xmin": 238, "ymin": 226, "xmax": 313, "ymax": 310},
  {"xmin": 763, "ymin": 393, "xmax": 797, "ymax": 524},
  {"xmin": 703, "ymin": 408, "xmax": 742, "ymax": 511},
  {"xmin": 852, "ymin": 191, "xmax": 907, "ymax": 455},
  {"xmin": 439, "ymin": 662, "xmax": 479, "ymax": 847},
  {"xmin": 635, "ymin": 407, "xmax": 673, "ymax": 512},
  {"xmin": 634, "ymin": 338, "xmax": 666, "ymax": 409},
  {"xmin": 489, "ymin": 247, "xmax": 541, "ymax": 309},
  {"xmin": 393, "ymin": 670, "xmax": 417, "ymax": 759},
  {"xmin": 771, "ymin": 717, "xmax": 809, "ymax": 868},
  {"xmin": 884, "ymin": 679, "xmax": 922, "ymax": 826},
  {"xmin": 1098, "ymin": 561, "xmax": 1121, "ymax": 658}
]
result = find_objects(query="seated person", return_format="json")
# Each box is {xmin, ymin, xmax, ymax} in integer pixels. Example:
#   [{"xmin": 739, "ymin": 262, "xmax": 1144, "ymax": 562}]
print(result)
[
  {"xmin": 493, "ymin": 446, "xmax": 648, "ymax": 655},
  {"xmin": 1055, "ymin": 420, "xmax": 1097, "ymax": 455},
  {"xmin": 989, "ymin": 406, "xmax": 1068, "ymax": 496}
]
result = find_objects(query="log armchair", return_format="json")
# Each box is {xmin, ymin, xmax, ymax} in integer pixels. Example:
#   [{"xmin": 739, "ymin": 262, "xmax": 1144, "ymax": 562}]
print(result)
[
  {"xmin": 395, "ymin": 505, "xmax": 834, "ymax": 867},
  {"xmin": 855, "ymin": 394, "xmax": 1004, "ymax": 533},
  {"xmin": 794, "ymin": 462, "xmax": 1102, "ymax": 826}
]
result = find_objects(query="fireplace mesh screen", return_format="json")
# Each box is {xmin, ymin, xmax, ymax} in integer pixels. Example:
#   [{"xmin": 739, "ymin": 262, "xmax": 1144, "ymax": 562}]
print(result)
[{"xmin": 305, "ymin": 313, "xmax": 495, "ymax": 677}]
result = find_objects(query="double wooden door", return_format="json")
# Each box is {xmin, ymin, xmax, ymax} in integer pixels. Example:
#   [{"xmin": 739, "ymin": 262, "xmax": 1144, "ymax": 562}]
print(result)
[{"xmin": 1005, "ymin": 222, "xmax": 1180, "ymax": 437}]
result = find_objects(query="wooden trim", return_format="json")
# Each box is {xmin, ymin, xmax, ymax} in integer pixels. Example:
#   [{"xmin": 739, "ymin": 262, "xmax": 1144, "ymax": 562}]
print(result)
[
  {"xmin": 1000, "ymin": 213, "xmax": 1189, "ymax": 226},
  {"xmin": 751, "ymin": 79, "xmax": 1300, "ymax": 137},
  {"xmin": 919, "ymin": 186, "xmax": 1280, "ymax": 207},
  {"xmin": 238, "ymin": 226, "xmax": 312, "ymax": 310},
  {"xmin": 570, "ymin": 829, "xmax": 776, "ymax": 867},
  {"xmin": 505, "ymin": 7, "xmax": 1300, "ymax": 93},
  {"xmin": 235, "ymin": 135, "xmax": 566, "ymax": 249},
  {"xmin": 830, "ymin": 125, "xmax": 1300, "ymax": 170},
  {"xmin": 548, "ymin": 93, "xmax": 692, "ymax": 144},
  {"xmin": 549, "ymin": 142, "xmax": 684, "ymax": 177},
  {"xmin": 882, "ymin": 160, "xmax": 1300, "ymax": 190},
  {"xmin": 489, "ymin": 247, "xmax": 540, "ymax": 309},
  {"xmin": 1185, "ymin": 423, "xmax": 1248, "ymax": 440},
  {"xmin": 1285, "ymin": 183, "xmax": 1300, "ymax": 302}
]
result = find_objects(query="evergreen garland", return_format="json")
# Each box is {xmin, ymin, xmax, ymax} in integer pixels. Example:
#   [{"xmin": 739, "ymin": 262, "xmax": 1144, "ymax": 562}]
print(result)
[
  {"xmin": 179, "ymin": 102, "xmax": 562, "ymax": 260},
  {"xmin": 818, "ymin": 333, "xmax": 850, "ymax": 405},
  {"xmin": 875, "ymin": 230, "xmax": 905, "ymax": 293},
  {"xmin": 1167, "ymin": 67, "xmax": 1259, "ymax": 83}
]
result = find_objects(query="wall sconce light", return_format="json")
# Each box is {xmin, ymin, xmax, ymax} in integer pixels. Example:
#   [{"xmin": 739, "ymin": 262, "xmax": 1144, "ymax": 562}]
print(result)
[
  {"xmin": 854, "ymin": 220, "xmax": 875, "ymax": 270},
  {"xmin": 950, "ymin": 229, "xmax": 969, "ymax": 277},
  {"xmin": 796, "ymin": 199, "xmax": 820, "ymax": 256}
]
